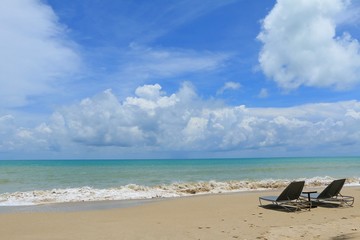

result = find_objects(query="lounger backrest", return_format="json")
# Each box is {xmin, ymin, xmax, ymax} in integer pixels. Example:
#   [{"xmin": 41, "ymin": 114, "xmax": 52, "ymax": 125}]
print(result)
[
  {"xmin": 318, "ymin": 179, "xmax": 346, "ymax": 199},
  {"xmin": 276, "ymin": 181, "xmax": 305, "ymax": 201}
]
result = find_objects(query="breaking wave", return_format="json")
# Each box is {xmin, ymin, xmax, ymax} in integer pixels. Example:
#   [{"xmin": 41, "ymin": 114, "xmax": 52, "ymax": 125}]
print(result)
[{"xmin": 0, "ymin": 177, "xmax": 359, "ymax": 206}]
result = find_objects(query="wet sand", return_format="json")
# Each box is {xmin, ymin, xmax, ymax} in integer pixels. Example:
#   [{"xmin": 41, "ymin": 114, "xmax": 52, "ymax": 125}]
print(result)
[{"xmin": 0, "ymin": 186, "xmax": 359, "ymax": 240}]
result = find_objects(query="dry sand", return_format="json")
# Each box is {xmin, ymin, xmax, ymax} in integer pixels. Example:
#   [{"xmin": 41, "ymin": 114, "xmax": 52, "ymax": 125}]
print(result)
[{"xmin": 0, "ymin": 187, "xmax": 359, "ymax": 240}]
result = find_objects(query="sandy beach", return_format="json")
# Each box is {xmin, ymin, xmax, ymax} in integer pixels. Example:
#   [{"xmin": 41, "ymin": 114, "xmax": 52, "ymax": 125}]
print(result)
[{"xmin": 0, "ymin": 186, "xmax": 359, "ymax": 240}]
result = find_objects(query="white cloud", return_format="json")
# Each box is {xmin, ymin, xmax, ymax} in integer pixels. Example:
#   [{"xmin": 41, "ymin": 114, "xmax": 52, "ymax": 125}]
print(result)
[
  {"xmin": 1, "ymin": 84, "xmax": 360, "ymax": 157},
  {"xmin": 134, "ymin": 84, "xmax": 164, "ymax": 100},
  {"xmin": 126, "ymin": 84, "xmax": 179, "ymax": 116},
  {"xmin": 258, "ymin": 88, "xmax": 269, "ymax": 98},
  {"xmin": 118, "ymin": 44, "xmax": 229, "ymax": 83},
  {"xmin": 0, "ymin": 0, "xmax": 81, "ymax": 108},
  {"xmin": 216, "ymin": 82, "xmax": 241, "ymax": 95},
  {"xmin": 258, "ymin": 0, "xmax": 360, "ymax": 91},
  {"xmin": 0, "ymin": 115, "xmax": 15, "ymax": 140},
  {"xmin": 336, "ymin": 1, "xmax": 360, "ymax": 25},
  {"xmin": 111, "ymin": 1, "xmax": 237, "ymax": 44},
  {"xmin": 183, "ymin": 117, "xmax": 209, "ymax": 144}
]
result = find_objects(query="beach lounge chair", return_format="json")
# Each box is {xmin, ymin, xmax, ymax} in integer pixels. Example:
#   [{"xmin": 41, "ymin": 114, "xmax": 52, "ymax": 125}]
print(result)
[
  {"xmin": 259, "ymin": 181, "xmax": 310, "ymax": 211},
  {"xmin": 302, "ymin": 179, "xmax": 354, "ymax": 207}
]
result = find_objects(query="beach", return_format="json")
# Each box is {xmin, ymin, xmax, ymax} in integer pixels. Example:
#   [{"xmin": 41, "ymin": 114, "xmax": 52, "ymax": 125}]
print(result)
[
  {"xmin": 2, "ymin": 0, "xmax": 360, "ymax": 239},
  {"xmin": 2, "ymin": 0, "xmax": 360, "ymax": 237},
  {"xmin": 0, "ymin": 186, "xmax": 359, "ymax": 240}
]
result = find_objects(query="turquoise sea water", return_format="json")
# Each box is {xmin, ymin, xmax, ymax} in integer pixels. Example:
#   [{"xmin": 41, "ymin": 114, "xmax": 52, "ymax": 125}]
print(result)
[{"xmin": 0, "ymin": 157, "xmax": 359, "ymax": 206}]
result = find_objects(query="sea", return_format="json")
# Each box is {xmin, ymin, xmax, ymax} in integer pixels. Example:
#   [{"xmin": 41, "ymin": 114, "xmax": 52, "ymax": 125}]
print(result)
[{"xmin": 0, "ymin": 157, "xmax": 359, "ymax": 206}]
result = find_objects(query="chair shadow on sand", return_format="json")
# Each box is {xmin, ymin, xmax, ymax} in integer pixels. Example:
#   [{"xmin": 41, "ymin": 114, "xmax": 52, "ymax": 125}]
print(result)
[{"xmin": 259, "ymin": 204, "xmax": 305, "ymax": 213}]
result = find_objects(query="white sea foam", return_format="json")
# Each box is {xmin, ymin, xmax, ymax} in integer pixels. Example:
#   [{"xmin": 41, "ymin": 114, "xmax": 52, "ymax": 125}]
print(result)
[{"xmin": 0, "ymin": 177, "xmax": 359, "ymax": 206}]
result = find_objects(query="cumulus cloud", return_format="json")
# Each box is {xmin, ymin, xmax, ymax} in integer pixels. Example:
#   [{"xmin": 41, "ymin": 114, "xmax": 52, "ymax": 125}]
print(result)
[
  {"xmin": 258, "ymin": 0, "xmax": 360, "ymax": 90},
  {"xmin": 0, "ymin": 0, "xmax": 81, "ymax": 108},
  {"xmin": 216, "ymin": 82, "xmax": 241, "ymax": 95},
  {"xmin": 0, "ymin": 114, "xmax": 53, "ymax": 153},
  {"xmin": 2, "ymin": 83, "xmax": 360, "ymax": 157}
]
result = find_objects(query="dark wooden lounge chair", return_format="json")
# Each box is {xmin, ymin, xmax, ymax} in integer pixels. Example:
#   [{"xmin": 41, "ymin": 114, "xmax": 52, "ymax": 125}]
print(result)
[
  {"xmin": 259, "ymin": 181, "xmax": 310, "ymax": 211},
  {"xmin": 302, "ymin": 179, "xmax": 354, "ymax": 207}
]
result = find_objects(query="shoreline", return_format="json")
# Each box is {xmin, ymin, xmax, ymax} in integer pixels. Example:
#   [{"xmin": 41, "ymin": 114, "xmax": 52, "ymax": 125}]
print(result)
[
  {"xmin": 1, "ymin": 184, "xmax": 359, "ymax": 213},
  {"xmin": 0, "ymin": 186, "xmax": 359, "ymax": 239},
  {"xmin": 1, "ymin": 177, "xmax": 359, "ymax": 207}
]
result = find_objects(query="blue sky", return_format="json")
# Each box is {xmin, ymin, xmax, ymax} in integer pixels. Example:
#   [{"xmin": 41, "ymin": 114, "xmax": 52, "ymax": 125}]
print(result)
[{"xmin": 1, "ymin": 0, "xmax": 360, "ymax": 159}]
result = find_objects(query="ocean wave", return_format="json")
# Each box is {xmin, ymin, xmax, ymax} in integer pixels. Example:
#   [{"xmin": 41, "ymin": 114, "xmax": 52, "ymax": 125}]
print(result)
[{"xmin": 0, "ymin": 177, "xmax": 359, "ymax": 206}]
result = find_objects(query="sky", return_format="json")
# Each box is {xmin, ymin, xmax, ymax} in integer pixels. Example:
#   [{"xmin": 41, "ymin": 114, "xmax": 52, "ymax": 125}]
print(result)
[{"xmin": 1, "ymin": 0, "xmax": 360, "ymax": 159}]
